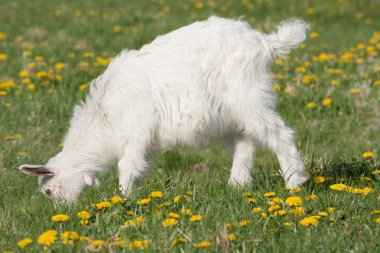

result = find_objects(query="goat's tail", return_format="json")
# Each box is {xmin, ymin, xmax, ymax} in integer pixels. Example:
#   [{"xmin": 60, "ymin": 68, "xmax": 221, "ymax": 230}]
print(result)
[{"xmin": 266, "ymin": 19, "xmax": 309, "ymax": 58}]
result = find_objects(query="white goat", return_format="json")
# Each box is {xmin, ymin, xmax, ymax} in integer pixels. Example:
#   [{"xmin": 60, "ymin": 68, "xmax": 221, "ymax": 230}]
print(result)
[{"xmin": 20, "ymin": 16, "xmax": 309, "ymax": 202}]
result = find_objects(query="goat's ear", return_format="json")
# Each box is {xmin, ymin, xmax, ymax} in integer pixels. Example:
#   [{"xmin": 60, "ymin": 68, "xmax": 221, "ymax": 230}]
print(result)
[
  {"xmin": 84, "ymin": 173, "xmax": 99, "ymax": 187},
  {"xmin": 19, "ymin": 164, "xmax": 54, "ymax": 176}
]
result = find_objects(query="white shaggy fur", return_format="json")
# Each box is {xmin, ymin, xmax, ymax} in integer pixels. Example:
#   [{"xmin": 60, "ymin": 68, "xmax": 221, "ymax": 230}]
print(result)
[{"xmin": 20, "ymin": 16, "xmax": 309, "ymax": 202}]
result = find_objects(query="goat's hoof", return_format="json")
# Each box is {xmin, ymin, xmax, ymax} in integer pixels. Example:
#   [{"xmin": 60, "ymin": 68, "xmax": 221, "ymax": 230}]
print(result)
[{"xmin": 286, "ymin": 172, "xmax": 310, "ymax": 189}]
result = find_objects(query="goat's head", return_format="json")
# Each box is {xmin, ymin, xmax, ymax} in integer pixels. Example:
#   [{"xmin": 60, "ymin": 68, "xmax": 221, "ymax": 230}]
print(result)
[{"xmin": 19, "ymin": 154, "xmax": 99, "ymax": 203}]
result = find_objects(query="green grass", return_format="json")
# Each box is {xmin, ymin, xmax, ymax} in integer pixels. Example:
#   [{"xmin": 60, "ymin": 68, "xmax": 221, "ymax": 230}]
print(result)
[{"xmin": 1, "ymin": 0, "xmax": 380, "ymax": 252}]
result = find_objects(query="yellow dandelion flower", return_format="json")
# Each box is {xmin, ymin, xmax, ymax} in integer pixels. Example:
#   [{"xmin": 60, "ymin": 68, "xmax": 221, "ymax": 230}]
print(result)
[
  {"xmin": 80, "ymin": 236, "xmax": 90, "ymax": 241},
  {"xmin": 307, "ymin": 102, "xmax": 317, "ymax": 108},
  {"xmin": 290, "ymin": 187, "xmax": 302, "ymax": 193},
  {"xmin": 268, "ymin": 205, "xmax": 281, "ymax": 212},
  {"xmin": 296, "ymin": 67, "xmax": 306, "ymax": 73},
  {"xmin": 283, "ymin": 221, "xmax": 292, "ymax": 227},
  {"xmin": 356, "ymin": 58, "xmax": 364, "ymax": 64},
  {"xmin": 171, "ymin": 236, "xmax": 187, "ymax": 247},
  {"xmin": 329, "ymin": 184, "xmax": 347, "ymax": 191},
  {"xmin": 374, "ymin": 218, "xmax": 380, "ymax": 224},
  {"xmin": 79, "ymin": 61, "xmax": 89, "ymax": 69},
  {"xmin": 157, "ymin": 202, "xmax": 170, "ymax": 208},
  {"xmin": 290, "ymin": 207, "xmax": 305, "ymax": 216},
  {"xmin": 351, "ymin": 88, "xmax": 361, "ymax": 94},
  {"xmin": 239, "ymin": 220, "xmax": 248, "ymax": 226},
  {"xmin": 180, "ymin": 209, "xmax": 192, "ymax": 215},
  {"xmin": 252, "ymin": 207, "xmax": 262, "ymax": 213},
  {"xmin": 242, "ymin": 192, "xmax": 252, "ymax": 196},
  {"xmin": 28, "ymin": 84, "xmax": 36, "ymax": 91},
  {"xmin": 17, "ymin": 238, "xmax": 33, "ymax": 249},
  {"xmin": 79, "ymin": 84, "xmax": 89, "ymax": 90},
  {"xmin": 327, "ymin": 207, "xmax": 335, "ymax": 213},
  {"xmin": 341, "ymin": 52, "xmax": 354, "ymax": 62},
  {"xmin": 51, "ymin": 214, "xmax": 69, "ymax": 222},
  {"xmin": 197, "ymin": 241, "xmax": 212, "ymax": 248},
  {"xmin": 300, "ymin": 217, "xmax": 318, "ymax": 227},
  {"xmin": 95, "ymin": 56, "xmax": 111, "ymax": 66},
  {"xmin": 271, "ymin": 197, "xmax": 283, "ymax": 204},
  {"xmin": 362, "ymin": 151, "xmax": 375, "ymax": 158},
  {"xmin": 306, "ymin": 7, "xmax": 315, "ymax": 15},
  {"xmin": 114, "ymin": 237, "xmax": 126, "ymax": 248},
  {"xmin": 275, "ymin": 59, "xmax": 283, "ymax": 65},
  {"xmin": 169, "ymin": 212, "xmax": 180, "ymax": 219},
  {"xmin": 0, "ymin": 32, "xmax": 7, "ymax": 39},
  {"xmin": 14, "ymin": 134, "xmax": 22, "ymax": 139},
  {"xmin": 128, "ymin": 240, "xmax": 149, "ymax": 249},
  {"xmin": 122, "ymin": 219, "xmax": 134, "ymax": 227},
  {"xmin": 137, "ymin": 198, "xmax": 151, "ymax": 205},
  {"xmin": 195, "ymin": 2, "xmax": 205, "ymax": 9},
  {"xmin": 89, "ymin": 240, "xmax": 105, "ymax": 250},
  {"xmin": 111, "ymin": 196, "xmax": 124, "ymax": 203},
  {"xmin": 227, "ymin": 233, "xmax": 236, "ymax": 241},
  {"xmin": 273, "ymin": 83, "xmax": 281, "ymax": 92},
  {"xmin": 328, "ymin": 68, "xmax": 343, "ymax": 75},
  {"xmin": 263, "ymin": 192, "xmax": 276, "ymax": 197},
  {"xmin": 22, "ymin": 78, "xmax": 31, "ymax": 84},
  {"xmin": 77, "ymin": 210, "xmax": 91, "ymax": 220},
  {"xmin": 37, "ymin": 230, "xmax": 58, "ymax": 246},
  {"xmin": 173, "ymin": 195, "xmax": 181, "ymax": 203},
  {"xmin": 0, "ymin": 91, "xmax": 7, "ymax": 96},
  {"xmin": 322, "ymin": 98, "xmax": 332, "ymax": 107},
  {"xmin": 313, "ymin": 176, "xmax": 325, "ymax": 184},
  {"xmin": 273, "ymin": 210, "xmax": 286, "ymax": 216},
  {"xmin": 285, "ymin": 196, "xmax": 302, "ymax": 207},
  {"xmin": 310, "ymin": 32, "xmax": 319, "ymax": 39},
  {"xmin": 135, "ymin": 216, "xmax": 144, "ymax": 225},
  {"xmin": 362, "ymin": 187, "xmax": 373, "ymax": 196},
  {"xmin": 372, "ymin": 170, "xmax": 380, "ymax": 175},
  {"xmin": 307, "ymin": 194, "xmax": 318, "ymax": 201},
  {"xmin": 370, "ymin": 210, "xmax": 380, "ymax": 215},
  {"xmin": 94, "ymin": 201, "xmax": 112, "ymax": 209},
  {"xmin": 0, "ymin": 54, "xmax": 7, "ymax": 61},
  {"xmin": 61, "ymin": 231, "xmax": 79, "ymax": 244},
  {"xmin": 80, "ymin": 219, "xmax": 89, "ymax": 225},
  {"xmin": 83, "ymin": 52, "xmax": 94, "ymax": 58},
  {"xmin": 318, "ymin": 212, "xmax": 328, "ymax": 217},
  {"xmin": 162, "ymin": 218, "xmax": 178, "ymax": 227},
  {"xmin": 113, "ymin": 25, "xmax": 122, "ymax": 33},
  {"xmin": 149, "ymin": 191, "xmax": 163, "ymax": 198},
  {"xmin": 246, "ymin": 197, "xmax": 256, "ymax": 204},
  {"xmin": 261, "ymin": 212, "xmax": 268, "ymax": 219},
  {"xmin": 190, "ymin": 214, "xmax": 203, "ymax": 222},
  {"xmin": 55, "ymin": 62, "xmax": 67, "ymax": 71}
]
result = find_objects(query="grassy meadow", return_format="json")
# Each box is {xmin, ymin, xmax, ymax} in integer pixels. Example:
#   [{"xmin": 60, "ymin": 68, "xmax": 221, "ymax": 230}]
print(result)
[{"xmin": 1, "ymin": 0, "xmax": 380, "ymax": 252}]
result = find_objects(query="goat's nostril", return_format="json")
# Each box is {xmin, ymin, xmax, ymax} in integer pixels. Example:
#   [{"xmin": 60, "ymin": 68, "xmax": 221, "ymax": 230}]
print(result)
[{"xmin": 45, "ymin": 189, "xmax": 52, "ymax": 196}]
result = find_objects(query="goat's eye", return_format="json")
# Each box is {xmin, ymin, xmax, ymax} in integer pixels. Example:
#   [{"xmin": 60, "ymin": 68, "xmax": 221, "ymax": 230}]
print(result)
[{"xmin": 45, "ymin": 189, "xmax": 52, "ymax": 196}]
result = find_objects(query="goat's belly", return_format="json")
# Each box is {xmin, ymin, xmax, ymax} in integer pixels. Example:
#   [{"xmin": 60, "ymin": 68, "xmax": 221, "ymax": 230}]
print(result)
[{"xmin": 156, "ymin": 112, "xmax": 224, "ymax": 149}]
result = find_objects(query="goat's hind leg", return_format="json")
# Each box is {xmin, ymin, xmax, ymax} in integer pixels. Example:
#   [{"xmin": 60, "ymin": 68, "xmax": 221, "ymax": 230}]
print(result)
[{"xmin": 248, "ymin": 113, "xmax": 309, "ymax": 189}]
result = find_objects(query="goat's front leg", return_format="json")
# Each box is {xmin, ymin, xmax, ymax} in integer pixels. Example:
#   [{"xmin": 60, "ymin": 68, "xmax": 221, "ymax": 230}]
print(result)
[
  {"xmin": 118, "ymin": 145, "xmax": 149, "ymax": 197},
  {"xmin": 228, "ymin": 135, "xmax": 255, "ymax": 187}
]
